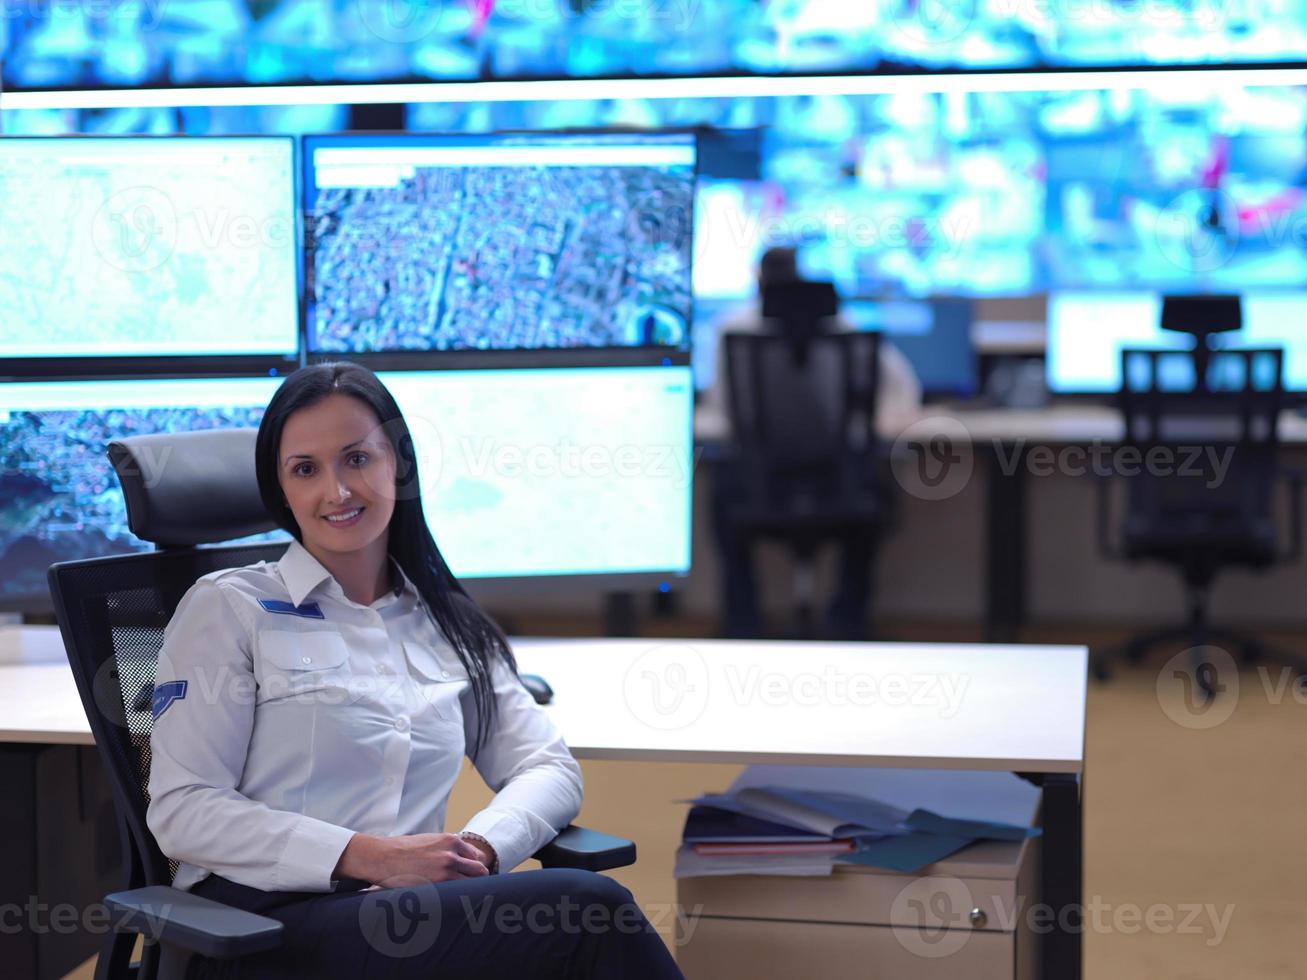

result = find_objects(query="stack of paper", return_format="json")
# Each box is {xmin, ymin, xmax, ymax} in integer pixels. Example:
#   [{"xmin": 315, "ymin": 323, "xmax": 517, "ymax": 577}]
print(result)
[{"xmin": 675, "ymin": 767, "xmax": 1043, "ymax": 879}]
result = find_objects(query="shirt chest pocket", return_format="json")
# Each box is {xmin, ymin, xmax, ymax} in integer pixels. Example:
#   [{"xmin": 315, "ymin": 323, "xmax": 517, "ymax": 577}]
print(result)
[
  {"xmin": 256, "ymin": 630, "xmax": 352, "ymax": 704},
  {"xmin": 402, "ymin": 640, "xmax": 470, "ymax": 719}
]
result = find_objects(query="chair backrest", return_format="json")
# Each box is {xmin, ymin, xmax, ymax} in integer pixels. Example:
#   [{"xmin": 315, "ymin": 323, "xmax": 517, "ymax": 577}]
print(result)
[
  {"xmin": 1117, "ymin": 346, "xmax": 1284, "ymax": 526},
  {"xmin": 724, "ymin": 330, "xmax": 881, "ymax": 506},
  {"xmin": 760, "ymin": 279, "xmax": 840, "ymax": 346},
  {"xmin": 49, "ymin": 543, "xmax": 289, "ymax": 889},
  {"xmin": 725, "ymin": 329, "xmax": 881, "ymax": 463},
  {"xmin": 47, "ymin": 428, "xmax": 286, "ymax": 891}
]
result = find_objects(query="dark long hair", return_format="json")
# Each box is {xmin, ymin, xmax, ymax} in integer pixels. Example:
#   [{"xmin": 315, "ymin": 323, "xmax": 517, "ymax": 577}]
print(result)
[{"xmin": 254, "ymin": 361, "xmax": 515, "ymax": 756}]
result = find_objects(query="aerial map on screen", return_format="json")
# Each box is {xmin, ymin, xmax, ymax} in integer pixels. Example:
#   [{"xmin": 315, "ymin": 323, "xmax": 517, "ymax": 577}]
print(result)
[{"xmin": 306, "ymin": 135, "xmax": 695, "ymax": 353}]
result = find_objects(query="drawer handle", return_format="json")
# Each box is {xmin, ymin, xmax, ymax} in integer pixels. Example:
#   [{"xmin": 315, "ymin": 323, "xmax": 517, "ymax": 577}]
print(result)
[{"xmin": 969, "ymin": 908, "xmax": 988, "ymax": 928}]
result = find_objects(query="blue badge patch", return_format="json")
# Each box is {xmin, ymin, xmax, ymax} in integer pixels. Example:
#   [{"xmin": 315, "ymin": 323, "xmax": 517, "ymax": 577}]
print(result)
[
  {"xmin": 152, "ymin": 680, "xmax": 188, "ymax": 720},
  {"xmin": 258, "ymin": 599, "xmax": 325, "ymax": 620}
]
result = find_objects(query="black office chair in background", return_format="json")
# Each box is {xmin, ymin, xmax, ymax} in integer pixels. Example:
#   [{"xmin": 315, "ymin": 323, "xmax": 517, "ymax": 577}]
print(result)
[
  {"xmin": 720, "ymin": 281, "xmax": 891, "ymax": 638},
  {"xmin": 1093, "ymin": 344, "xmax": 1306, "ymax": 694},
  {"xmin": 47, "ymin": 429, "xmax": 635, "ymax": 980}
]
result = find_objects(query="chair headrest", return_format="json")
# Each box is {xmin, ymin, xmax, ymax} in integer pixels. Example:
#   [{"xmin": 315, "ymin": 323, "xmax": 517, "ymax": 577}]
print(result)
[{"xmin": 108, "ymin": 429, "xmax": 277, "ymax": 547}]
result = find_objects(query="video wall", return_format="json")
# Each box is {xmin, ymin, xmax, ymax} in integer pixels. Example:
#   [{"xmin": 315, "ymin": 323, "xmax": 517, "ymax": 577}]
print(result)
[
  {"xmin": 0, "ymin": 130, "xmax": 698, "ymax": 608},
  {"xmin": 5, "ymin": 6, "xmax": 1307, "ymax": 607},
  {"xmin": 8, "ymin": 80, "xmax": 1307, "ymax": 301},
  {"xmin": 5, "ymin": 0, "xmax": 1307, "ymax": 91}
]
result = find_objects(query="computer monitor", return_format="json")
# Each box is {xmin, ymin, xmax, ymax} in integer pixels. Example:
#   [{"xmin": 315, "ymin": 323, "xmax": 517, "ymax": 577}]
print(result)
[
  {"xmin": 0, "ymin": 137, "xmax": 300, "ymax": 372},
  {"xmin": 843, "ymin": 298, "xmax": 978, "ymax": 398},
  {"xmin": 378, "ymin": 366, "xmax": 693, "ymax": 582},
  {"xmin": 0, "ymin": 365, "xmax": 694, "ymax": 611},
  {"xmin": 0, "ymin": 377, "xmax": 286, "ymax": 613},
  {"xmin": 692, "ymin": 179, "xmax": 778, "ymax": 303},
  {"xmin": 693, "ymin": 297, "xmax": 976, "ymax": 399},
  {"xmin": 303, "ymin": 132, "xmax": 697, "ymax": 356},
  {"xmin": 1046, "ymin": 291, "xmax": 1307, "ymax": 394}
]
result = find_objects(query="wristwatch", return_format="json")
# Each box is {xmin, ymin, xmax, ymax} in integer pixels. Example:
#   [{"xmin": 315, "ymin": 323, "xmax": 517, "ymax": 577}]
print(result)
[{"xmin": 458, "ymin": 831, "xmax": 499, "ymax": 874}]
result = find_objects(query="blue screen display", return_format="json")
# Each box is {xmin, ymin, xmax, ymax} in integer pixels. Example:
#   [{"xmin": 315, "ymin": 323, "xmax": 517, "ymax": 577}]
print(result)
[
  {"xmin": 376, "ymin": 366, "xmax": 694, "ymax": 578},
  {"xmin": 0, "ymin": 377, "xmax": 286, "ymax": 607},
  {"xmin": 683, "ymin": 84, "xmax": 1307, "ymax": 300},
  {"xmin": 0, "ymin": 136, "xmax": 301, "ymax": 359},
  {"xmin": 9, "ymin": 80, "xmax": 1304, "ymax": 305},
  {"xmin": 302, "ymin": 132, "xmax": 696, "ymax": 353},
  {"xmin": 1047, "ymin": 291, "xmax": 1307, "ymax": 393},
  {"xmin": 0, "ymin": 367, "xmax": 694, "ymax": 606},
  {"xmin": 845, "ymin": 298, "xmax": 977, "ymax": 398},
  {"xmin": 5, "ymin": 0, "xmax": 1307, "ymax": 90},
  {"xmin": 692, "ymin": 296, "xmax": 977, "ymax": 398}
]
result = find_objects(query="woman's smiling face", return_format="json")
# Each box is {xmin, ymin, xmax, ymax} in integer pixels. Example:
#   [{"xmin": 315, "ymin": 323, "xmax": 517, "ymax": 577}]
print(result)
[{"xmin": 277, "ymin": 393, "xmax": 397, "ymax": 562}]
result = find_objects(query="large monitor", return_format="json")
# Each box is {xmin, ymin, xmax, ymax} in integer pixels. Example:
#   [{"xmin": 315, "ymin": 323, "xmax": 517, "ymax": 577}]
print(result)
[
  {"xmin": 0, "ymin": 377, "xmax": 285, "ymax": 612},
  {"xmin": 693, "ymin": 297, "xmax": 976, "ymax": 399},
  {"xmin": 303, "ymin": 132, "xmax": 697, "ymax": 356},
  {"xmin": 1046, "ymin": 291, "xmax": 1307, "ymax": 394},
  {"xmin": 844, "ymin": 299, "xmax": 977, "ymax": 398},
  {"xmin": 379, "ymin": 366, "xmax": 694, "ymax": 581},
  {"xmin": 3, "ymin": 1, "xmax": 1303, "ymax": 90},
  {"xmin": 1044, "ymin": 126, "xmax": 1307, "ymax": 292},
  {"xmin": 684, "ymin": 83, "xmax": 1307, "ymax": 301},
  {"xmin": 0, "ymin": 365, "xmax": 695, "ymax": 610},
  {"xmin": 0, "ymin": 137, "xmax": 300, "ymax": 371}
]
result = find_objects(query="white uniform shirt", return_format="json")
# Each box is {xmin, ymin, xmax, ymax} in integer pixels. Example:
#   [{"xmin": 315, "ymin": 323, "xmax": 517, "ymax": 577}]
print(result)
[{"xmin": 147, "ymin": 539, "xmax": 583, "ymax": 893}]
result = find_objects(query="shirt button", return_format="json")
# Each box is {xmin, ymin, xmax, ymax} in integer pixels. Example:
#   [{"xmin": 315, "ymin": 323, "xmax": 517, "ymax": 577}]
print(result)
[
  {"xmin": 441, "ymin": 670, "xmax": 450, "ymax": 679},
  {"xmin": 384, "ymin": 776, "xmax": 395, "ymax": 787},
  {"xmin": 301, "ymin": 656, "xmax": 312, "ymax": 665},
  {"xmin": 377, "ymin": 665, "xmax": 391, "ymax": 675},
  {"xmin": 395, "ymin": 716, "xmax": 410, "ymax": 733}
]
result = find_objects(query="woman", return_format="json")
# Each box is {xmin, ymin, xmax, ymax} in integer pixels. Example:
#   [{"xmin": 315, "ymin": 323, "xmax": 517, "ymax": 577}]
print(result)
[{"xmin": 147, "ymin": 362, "xmax": 684, "ymax": 979}]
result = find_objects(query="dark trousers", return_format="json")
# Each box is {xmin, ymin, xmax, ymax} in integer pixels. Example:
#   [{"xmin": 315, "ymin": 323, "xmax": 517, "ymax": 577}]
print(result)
[{"xmin": 190, "ymin": 869, "xmax": 684, "ymax": 980}]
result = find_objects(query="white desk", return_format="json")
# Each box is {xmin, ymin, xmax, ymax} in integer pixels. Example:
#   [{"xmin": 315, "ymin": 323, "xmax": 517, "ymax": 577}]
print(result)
[
  {"xmin": 512, "ymin": 637, "xmax": 1085, "ymax": 773},
  {"xmin": 512, "ymin": 636, "xmax": 1086, "ymax": 978},
  {"xmin": 0, "ymin": 628, "xmax": 1087, "ymax": 772},
  {"xmin": 3, "ymin": 625, "xmax": 1087, "ymax": 978},
  {"xmin": 0, "ymin": 624, "xmax": 93, "ymax": 745}
]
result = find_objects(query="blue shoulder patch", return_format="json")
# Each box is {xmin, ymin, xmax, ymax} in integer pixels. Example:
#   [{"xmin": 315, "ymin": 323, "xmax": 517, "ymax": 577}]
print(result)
[
  {"xmin": 258, "ymin": 598, "xmax": 325, "ymax": 620},
  {"xmin": 152, "ymin": 680, "xmax": 188, "ymax": 720}
]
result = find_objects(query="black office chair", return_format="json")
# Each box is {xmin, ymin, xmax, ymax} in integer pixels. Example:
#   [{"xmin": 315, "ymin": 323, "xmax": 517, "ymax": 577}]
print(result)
[
  {"xmin": 722, "ymin": 328, "xmax": 890, "ymax": 637},
  {"xmin": 1093, "ymin": 347, "xmax": 1306, "ymax": 693},
  {"xmin": 47, "ymin": 428, "xmax": 635, "ymax": 980}
]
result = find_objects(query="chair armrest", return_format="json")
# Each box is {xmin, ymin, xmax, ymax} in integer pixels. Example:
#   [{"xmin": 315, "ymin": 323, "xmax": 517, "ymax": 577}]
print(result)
[
  {"xmin": 533, "ymin": 825, "xmax": 636, "ymax": 873},
  {"xmin": 104, "ymin": 886, "xmax": 283, "ymax": 959}
]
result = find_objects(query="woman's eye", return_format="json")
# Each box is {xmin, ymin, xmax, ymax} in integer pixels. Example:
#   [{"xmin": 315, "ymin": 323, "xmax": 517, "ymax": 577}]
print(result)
[
  {"xmin": 348, "ymin": 452, "xmax": 369, "ymax": 467},
  {"xmin": 293, "ymin": 462, "xmax": 315, "ymax": 477}
]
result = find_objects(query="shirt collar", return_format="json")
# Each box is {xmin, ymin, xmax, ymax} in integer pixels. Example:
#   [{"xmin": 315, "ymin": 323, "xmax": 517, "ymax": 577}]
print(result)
[
  {"xmin": 279, "ymin": 539, "xmax": 411, "ymax": 609},
  {"xmin": 279, "ymin": 540, "xmax": 334, "ymax": 608}
]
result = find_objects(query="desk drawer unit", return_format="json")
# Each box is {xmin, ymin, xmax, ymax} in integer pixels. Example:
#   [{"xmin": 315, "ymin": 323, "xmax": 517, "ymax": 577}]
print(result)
[{"xmin": 676, "ymin": 836, "xmax": 1040, "ymax": 980}]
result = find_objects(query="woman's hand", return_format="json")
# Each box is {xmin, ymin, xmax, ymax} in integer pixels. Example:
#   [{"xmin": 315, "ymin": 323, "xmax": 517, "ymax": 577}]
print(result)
[{"xmin": 335, "ymin": 832, "xmax": 490, "ymax": 887}]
